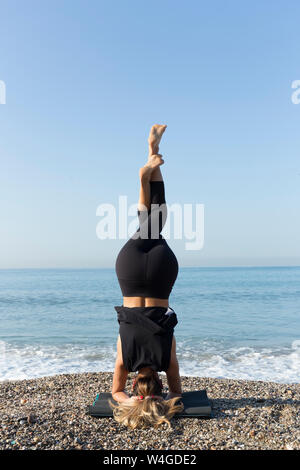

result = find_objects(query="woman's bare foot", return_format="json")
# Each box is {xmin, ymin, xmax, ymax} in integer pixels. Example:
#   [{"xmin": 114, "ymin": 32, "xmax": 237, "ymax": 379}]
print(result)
[
  {"xmin": 139, "ymin": 154, "xmax": 164, "ymax": 180},
  {"xmin": 148, "ymin": 124, "xmax": 167, "ymax": 156}
]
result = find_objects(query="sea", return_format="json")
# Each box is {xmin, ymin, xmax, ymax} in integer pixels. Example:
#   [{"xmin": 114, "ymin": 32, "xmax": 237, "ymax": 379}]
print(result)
[{"xmin": 0, "ymin": 267, "xmax": 299, "ymax": 383}]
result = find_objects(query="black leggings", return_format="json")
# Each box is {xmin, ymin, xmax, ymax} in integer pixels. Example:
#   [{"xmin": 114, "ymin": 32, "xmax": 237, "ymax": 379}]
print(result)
[{"xmin": 115, "ymin": 181, "xmax": 179, "ymax": 299}]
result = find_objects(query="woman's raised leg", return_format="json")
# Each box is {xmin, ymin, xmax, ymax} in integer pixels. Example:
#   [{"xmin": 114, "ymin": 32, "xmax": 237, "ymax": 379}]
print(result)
[{"xmin": 123, "ymin": 124, "xmax": 169, "ymax": 309}]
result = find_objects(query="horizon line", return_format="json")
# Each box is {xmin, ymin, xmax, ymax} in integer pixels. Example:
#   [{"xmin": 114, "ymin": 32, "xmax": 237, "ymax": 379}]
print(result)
[{"xmin": 0, "ymin": 265, "xmax": 300, "ymax": 270}]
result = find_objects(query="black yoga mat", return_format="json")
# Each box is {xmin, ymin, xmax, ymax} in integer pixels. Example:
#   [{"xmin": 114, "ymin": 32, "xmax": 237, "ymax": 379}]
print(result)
[{"xmin": 87, "ymin": 390, "xmax": 212, "ymax": 418}]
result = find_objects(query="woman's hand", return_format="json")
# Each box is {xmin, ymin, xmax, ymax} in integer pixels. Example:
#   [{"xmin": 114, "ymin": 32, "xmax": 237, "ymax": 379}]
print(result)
[
  {"xmin": 112, "ymin": 391, "xmax": 130, "ymax": 403},
  {"xmin": 125, "ymin": 396, "xmax": 140, "ymax": 403}
]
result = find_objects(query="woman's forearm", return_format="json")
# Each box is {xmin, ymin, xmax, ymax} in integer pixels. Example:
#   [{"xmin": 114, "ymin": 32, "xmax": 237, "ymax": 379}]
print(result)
[
  {"xmin": 166, "ymin": 374, "xmax": 182, "ymax": 395},
  {"xmin": 166, "ymin": 357, "xmax": 182, "ymax": 395},
  {"xmin": 165, "ymin": 391, "xmax": 182, "ymax": 400}
]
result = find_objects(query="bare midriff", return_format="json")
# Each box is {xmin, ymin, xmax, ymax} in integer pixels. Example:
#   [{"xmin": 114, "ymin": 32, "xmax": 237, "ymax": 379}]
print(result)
[{"xmin": 123, "ymin": 296, "xmax": 169, "ymax": 308}]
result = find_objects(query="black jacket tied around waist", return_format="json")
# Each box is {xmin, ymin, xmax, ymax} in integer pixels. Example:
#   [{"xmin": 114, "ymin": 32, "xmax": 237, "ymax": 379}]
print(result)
[{"xmin": 114, "ymin": 306, "xmax": 178, "ymax": 373}]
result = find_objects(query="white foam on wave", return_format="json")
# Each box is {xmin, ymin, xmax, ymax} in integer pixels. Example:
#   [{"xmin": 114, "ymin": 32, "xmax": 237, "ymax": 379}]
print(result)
[
  {"xmin": 0, "ymin": 341, "xmax": 117, "ymax": 381},
  {"xmin": 177, "ymin": 339, "xmax": 300, "ymax": 383},
  {"xmin": 1, "ymin": 339, "xmax": 300, "ymax": 383}
]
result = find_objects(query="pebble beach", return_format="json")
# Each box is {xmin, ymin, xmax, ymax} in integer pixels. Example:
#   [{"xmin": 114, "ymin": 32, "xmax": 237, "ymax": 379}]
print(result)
[{"xmin": 0, "ymin": 372, "xmax": 299, "ymax": 450}]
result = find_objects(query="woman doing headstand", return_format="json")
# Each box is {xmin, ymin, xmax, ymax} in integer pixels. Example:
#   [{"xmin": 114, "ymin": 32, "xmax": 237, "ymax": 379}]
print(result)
[{"xmin": 110, "ymin": 124, "xmax": 183, "ymax": 429}]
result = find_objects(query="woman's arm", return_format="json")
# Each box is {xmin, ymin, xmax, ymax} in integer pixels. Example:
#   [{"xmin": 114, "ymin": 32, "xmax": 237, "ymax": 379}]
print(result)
[
  {"xmin": 166, "ymin": 336, "xmax": 182, "ymax": 399},
  {"xmin": 111, "ymin": 335, "xmax": 130, "ymax": 402}
]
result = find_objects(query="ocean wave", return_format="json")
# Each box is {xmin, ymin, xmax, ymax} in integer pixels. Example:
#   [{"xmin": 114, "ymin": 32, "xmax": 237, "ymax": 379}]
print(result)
[
  {"xmin": 1, "ymin": 339, "xmax": 299, "ymax": 384},
  {"xmin": 176, "ymin": 340, "xmax": 300, "ymax": 383}
]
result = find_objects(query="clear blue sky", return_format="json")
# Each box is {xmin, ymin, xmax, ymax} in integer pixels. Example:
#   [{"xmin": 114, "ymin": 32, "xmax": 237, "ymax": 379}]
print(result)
[{"xmin": 1, "ymin": 0, "xmax": 300, "ymax": 268}]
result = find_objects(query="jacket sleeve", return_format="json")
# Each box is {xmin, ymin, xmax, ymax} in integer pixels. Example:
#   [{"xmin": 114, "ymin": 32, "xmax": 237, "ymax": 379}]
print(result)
[{"xmin": 114, "ymin": 306, "xmax": 177, "ymax": 335}]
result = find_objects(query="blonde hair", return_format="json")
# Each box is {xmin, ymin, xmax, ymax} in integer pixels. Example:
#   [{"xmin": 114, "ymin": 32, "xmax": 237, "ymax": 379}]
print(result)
[{"xmin": 109, "ymin": 372, "xmax": 184, "ymax": 430}]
